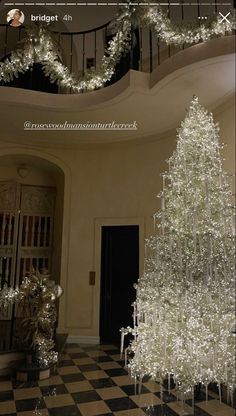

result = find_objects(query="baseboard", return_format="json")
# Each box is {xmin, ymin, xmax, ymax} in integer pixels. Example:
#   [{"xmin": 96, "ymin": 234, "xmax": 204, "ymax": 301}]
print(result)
[
  {"xmin": 0, "ymin": 352, "xmax": 25, "ymax": 373},
  {"xmin": 67, "ymin": 335, "xmax": 100, "ymax": 345}
]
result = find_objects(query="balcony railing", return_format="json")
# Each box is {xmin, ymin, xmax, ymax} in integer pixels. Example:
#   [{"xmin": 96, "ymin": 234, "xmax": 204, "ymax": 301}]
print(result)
[{"xmin": 0, "ymin": 2, "xmax": 232, "ymax": 93}]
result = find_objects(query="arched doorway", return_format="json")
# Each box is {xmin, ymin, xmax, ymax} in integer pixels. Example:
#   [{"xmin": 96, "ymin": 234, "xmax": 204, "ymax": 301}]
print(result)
[{"xmin": 0, "ymin": 153, "xmax": 66, "ymax": 351}]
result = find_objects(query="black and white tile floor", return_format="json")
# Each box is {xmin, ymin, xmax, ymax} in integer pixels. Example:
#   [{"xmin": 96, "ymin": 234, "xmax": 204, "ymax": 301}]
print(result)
[{"xmin": 0, "ymin": 344, "xmax": 234, "ymax": 416}]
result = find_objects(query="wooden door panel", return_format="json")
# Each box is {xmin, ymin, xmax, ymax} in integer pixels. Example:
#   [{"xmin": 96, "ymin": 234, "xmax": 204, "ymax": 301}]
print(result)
[
  {"xmin": 0, "ymin": 183, "xmax": 56, "ymax": 321},
  {"xmin": 15, "ymin": 185, "xmax": 55, "ymax": 317},
  {"xmin": 0, "ymin": 182, "xmax": 20, "ymax": 319}
]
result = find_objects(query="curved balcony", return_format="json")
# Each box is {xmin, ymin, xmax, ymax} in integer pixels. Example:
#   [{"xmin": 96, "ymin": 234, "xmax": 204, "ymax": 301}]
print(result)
[
  {"xmin": 0, "ymin": 2, "xmax": 232, "ymax": 93},
  {"xmin": 0, "ymin": 34, "xmax": 234, "ymax": 146}
]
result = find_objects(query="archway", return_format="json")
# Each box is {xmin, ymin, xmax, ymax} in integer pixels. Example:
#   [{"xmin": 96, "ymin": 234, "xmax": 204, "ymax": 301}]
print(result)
[{"xmin": 0, "ymin": 149, "xmax": 71, "ymax": 350}]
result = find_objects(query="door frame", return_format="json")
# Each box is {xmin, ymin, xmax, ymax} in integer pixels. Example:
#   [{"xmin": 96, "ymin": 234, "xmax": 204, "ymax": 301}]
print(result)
[{"xmin": 94, "ymin": 217, "xmax": 145, "ymax": 343}]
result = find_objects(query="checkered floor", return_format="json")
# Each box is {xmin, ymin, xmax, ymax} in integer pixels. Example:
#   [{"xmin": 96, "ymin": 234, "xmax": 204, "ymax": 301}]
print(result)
[{"xmin": 0, "ymin": 344, "xmax": 235, "ymax": 416}]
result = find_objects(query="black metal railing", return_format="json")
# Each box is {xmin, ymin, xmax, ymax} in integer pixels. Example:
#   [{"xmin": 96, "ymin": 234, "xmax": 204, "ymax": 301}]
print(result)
[{"xmin": 0, "ymin": 2, "xmax": 232, "ymax": 93}]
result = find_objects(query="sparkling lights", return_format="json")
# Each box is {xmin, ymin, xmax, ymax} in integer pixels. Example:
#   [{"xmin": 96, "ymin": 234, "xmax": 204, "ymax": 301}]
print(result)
[
  {"xmin": 0, "ymin": 11, "xmax": 132, "ymax": 92},
  {"xmin": 0, "ymin": 5, "xmax": 234, "ymax": 93},
  {"xmin": 121, "ymin": 97, "xmax": 235, "ymax": 407},
  {"xmin": 0, "ymin": 270, "xmax": 63, "ymax": 367},
  {"xmin": 144, "ymin": 7, "xmax": 234, "ymax": 45}
]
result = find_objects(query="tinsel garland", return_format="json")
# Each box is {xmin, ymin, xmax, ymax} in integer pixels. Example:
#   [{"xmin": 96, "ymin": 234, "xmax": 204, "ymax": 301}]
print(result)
[
  {"xmin": 0, "ymin": 7, "xmax": 132, "ymax": 92},
  {"xmin": 121, "ymin": 97, "xmax": 235, "ymax": 403},
  {"xmin": 0, "ymin": 270, "xmax": 63, "ymax": 367},
  {"xmin": 0, "ymin": 3, "xmax": 235, "ymax": 92},
  {"xmin": 144, "ymin": 7, "xmax": 234, "ymax": 44}
]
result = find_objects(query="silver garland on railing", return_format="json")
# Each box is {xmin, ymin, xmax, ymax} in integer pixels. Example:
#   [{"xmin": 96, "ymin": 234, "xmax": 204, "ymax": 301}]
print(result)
[
  {"xmin": 144, "ymin": 7, "xmax": 234, "ymax": 44},
  {"xmin": 0, "ymin": 7, "xmax": 132, "ymax": 92},
  {"xmin": 0, "ymin": 3, "xmax": 235, "ymax": 92}
]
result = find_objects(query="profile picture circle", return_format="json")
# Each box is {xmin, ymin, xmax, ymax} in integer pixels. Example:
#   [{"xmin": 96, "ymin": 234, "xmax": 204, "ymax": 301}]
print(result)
[{"xmin": 7, "ymin": 9, "xmax": 25, "ymax": 27}]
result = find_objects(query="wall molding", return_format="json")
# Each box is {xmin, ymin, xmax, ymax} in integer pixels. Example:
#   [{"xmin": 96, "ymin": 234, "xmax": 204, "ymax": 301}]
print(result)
[
  {"xmin": 67, "ymin": 335, "xmax": 100, "ymax": 345},
  {"xmin": 0, "ymin": 352, "xmax": 25, "ymax": 372}
]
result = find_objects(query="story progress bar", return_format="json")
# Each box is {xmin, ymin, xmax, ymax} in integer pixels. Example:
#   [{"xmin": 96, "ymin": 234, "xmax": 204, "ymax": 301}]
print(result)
[{"xmin": 3, "ymin": 2, "xmax": 233, "ymax": 5}]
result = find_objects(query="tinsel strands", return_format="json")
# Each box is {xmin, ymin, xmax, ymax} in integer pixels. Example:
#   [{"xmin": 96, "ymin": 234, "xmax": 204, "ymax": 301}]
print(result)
[
  {"xmin": 0, "ymin": 5, "xmax": 235, "ymax": 92},
  {"xmin": 144, "ymin": 8, "xmax": 235, "ymax": 45},
  {"xmin": 0, "ymin": 270, "xmax": 62, "ymax": 367},
  {"xmin": 122, "ymin": 96, "xmax": 235, "ymax": 397}
]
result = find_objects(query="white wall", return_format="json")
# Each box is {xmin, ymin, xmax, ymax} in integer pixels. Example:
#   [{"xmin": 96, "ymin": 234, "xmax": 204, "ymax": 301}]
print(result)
[{"xmin": 0, "ymin": 97, "xmax": 234, "ymax": 343}]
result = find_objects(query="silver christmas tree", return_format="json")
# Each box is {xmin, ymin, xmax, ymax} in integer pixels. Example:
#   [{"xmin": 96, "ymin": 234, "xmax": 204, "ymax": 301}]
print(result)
[{"xmin": 121, "ymin": 97, "xmax": 235, "ymax": 407}]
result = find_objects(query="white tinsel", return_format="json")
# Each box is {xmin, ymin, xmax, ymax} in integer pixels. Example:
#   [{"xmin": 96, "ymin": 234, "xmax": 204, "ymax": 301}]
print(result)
[
  {"xmin": 144, "ymin": 8, "xmax": 234, "ymax": 45},
  {"xmin": 121, "ymin": 97, "xmax": 235, "ymax": 403},
  {"xmin": 0, "ymin": 5, "xmax": 235, "ymax": 93}
]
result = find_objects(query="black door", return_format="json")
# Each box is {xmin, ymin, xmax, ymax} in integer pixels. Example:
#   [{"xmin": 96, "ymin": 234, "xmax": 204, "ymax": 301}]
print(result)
[{"xmin": 100, "ymin": 225, "xmax": 139, "ymax": 346}]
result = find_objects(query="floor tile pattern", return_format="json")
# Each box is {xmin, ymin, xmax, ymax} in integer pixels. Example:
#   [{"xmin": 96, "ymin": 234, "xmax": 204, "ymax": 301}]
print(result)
[{"xmin": 0, "ymin": 344, "xmax": 235, "ymax": 416}]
